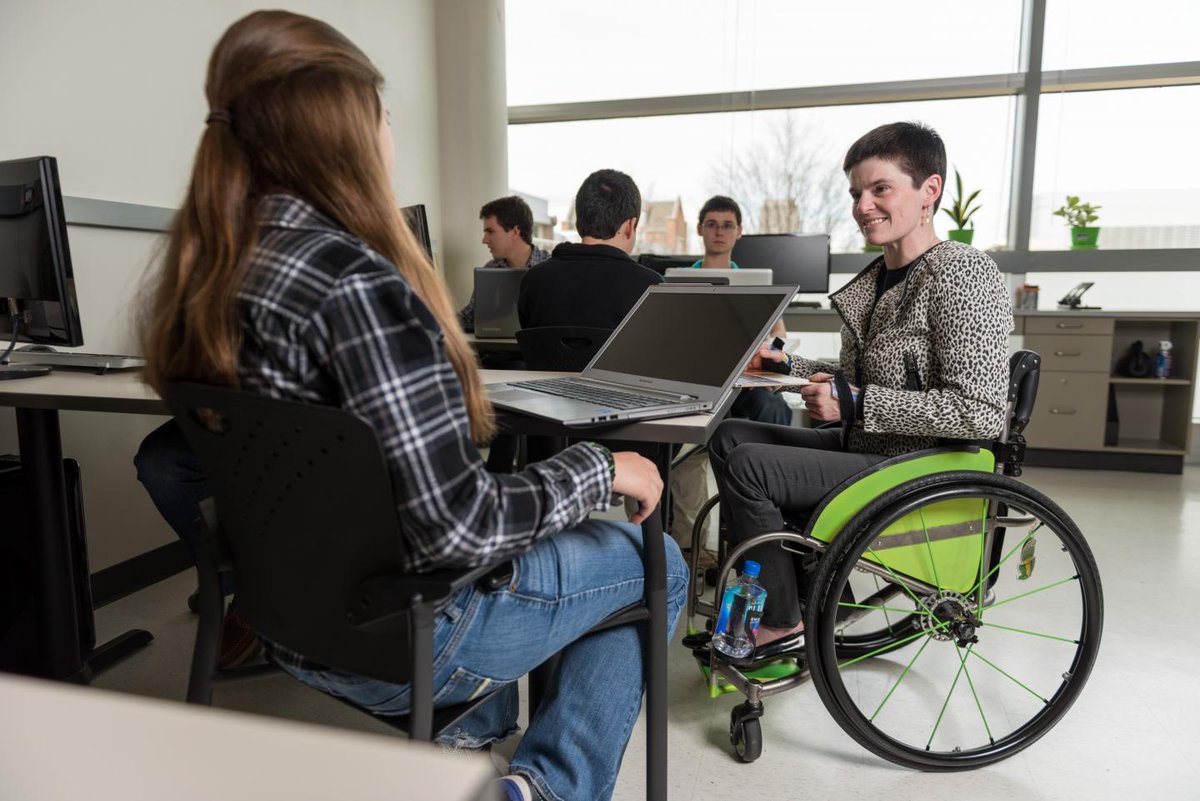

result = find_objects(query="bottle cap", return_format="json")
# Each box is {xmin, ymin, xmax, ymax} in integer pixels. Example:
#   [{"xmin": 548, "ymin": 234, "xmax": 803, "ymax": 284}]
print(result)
[{"xmin": 742, "ymin": 560, "xmax": 761, "ymax": 578}]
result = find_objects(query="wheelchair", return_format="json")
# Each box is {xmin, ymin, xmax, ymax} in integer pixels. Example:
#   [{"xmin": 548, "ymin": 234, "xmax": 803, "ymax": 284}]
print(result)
[{"xmin": 683, "ymin": 350, "xmax": 1104, "ymax": 769}]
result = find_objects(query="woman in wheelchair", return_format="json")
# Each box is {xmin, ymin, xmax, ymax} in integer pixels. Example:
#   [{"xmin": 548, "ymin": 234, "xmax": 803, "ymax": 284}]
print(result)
[
  {"xmin": 710, "ymin": 122, "xmax": 1014, "ymax": 657},
  {"xmin": 141, "ymin": 12, "xmax": 687, "ymax": 801}
]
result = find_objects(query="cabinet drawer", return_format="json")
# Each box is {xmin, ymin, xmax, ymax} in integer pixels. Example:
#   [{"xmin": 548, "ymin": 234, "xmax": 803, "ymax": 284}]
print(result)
[
  {"xmin": 1024, "ymin": 316, "xmax": 1114, "ymax": 336},
  {"xmin": 1024, "ymin": 334, "xmax": 1112, "ymax": 373},
  {"xmin": 1024, "ymin": 372, "xmax": 1107, "ymax": 450}
]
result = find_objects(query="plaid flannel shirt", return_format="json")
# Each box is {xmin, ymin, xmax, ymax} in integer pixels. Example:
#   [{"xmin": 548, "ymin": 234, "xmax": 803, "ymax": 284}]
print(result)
[
  {"xmin": 239, "ymin": 196, "xmax": 612, "ymax": 671},
  {"xmin": 456, "ymin": 246, "xmax": 550, "ymax": 332}
]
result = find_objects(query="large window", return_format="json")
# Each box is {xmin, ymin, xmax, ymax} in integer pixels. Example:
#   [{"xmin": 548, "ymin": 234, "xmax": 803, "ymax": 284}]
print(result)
[
  {"xmin": 1031, "ymin": 85, "xmax": 1200, "ymax": 250},
  {"xmin": 509, "ymin": 96, "xmax": 1015, "ymax": 254},
  {"xmin": 506, "ymin": 1, "xmax": 1023, "ymax": 106},
  {"xmin": 1042, "ymin": 0, "xmax": 1197, "ymax": 70}
]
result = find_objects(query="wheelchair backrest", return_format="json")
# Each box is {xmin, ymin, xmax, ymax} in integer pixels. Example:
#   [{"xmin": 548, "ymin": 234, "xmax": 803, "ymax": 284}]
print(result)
[{"xmin": 1005, "ymin": 350, "xmax": 1041, "ymax": 440}]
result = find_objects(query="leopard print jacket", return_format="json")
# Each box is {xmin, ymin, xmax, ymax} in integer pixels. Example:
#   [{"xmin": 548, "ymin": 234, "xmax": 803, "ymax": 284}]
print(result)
[{"xmin": 788, "ymin": 240, "xmax": 1013, "ymax": 457}]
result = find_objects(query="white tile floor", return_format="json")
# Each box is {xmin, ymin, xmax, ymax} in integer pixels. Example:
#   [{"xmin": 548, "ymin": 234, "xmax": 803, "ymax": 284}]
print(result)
[{"xmin": 88, "ymin": 465, "xmax": 1200, "ymax": 801}]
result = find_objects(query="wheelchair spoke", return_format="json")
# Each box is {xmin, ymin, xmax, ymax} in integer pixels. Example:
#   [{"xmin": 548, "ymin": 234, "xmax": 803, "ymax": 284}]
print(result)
[
  {"xmin": 870, "ymin": 635, "xmax": 935, "ymax": 722},
  {"xmin": 987, "ymin": 575, "xmax": 1080, "ymax": 611},
  {"xmin": 927, "ymin": 648, "xmax": 969, "ymax": 750},
  {"xmin": 982, "ymin": 622, "xmax": 1079, "ymax": 644},
  {"xmin": 967, "ymin": 649, "xmax": 1049, "ymax": 704},
  {"xmin": 965, "ymin": 524, "xmax": 1043, "ymax": 600},
  {"xmin": 957, "ymin": 644, "xmax": 995, "ymax": 744},
  {"xmin": 873, "ymin": 574, "xmax": 891, "ymax": 628},
  {"xmin": 865, "ymin": 546, "xmax": 938, "ymax": 618},
  {"xmin": 917, "ymin": 507, "xmax": 943, "ymax": 591},
  {"xmin": 837, "ymin": 617, "xmax": 951, "ymax": 669},
  {"xmin": 838, "ymin": 602, "xmax": 933, "ymax": 617}
]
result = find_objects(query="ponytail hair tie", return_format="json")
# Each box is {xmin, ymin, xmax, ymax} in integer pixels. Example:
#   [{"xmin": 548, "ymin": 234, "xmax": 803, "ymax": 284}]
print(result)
[{"xmin": 205, "ymin": 109, "xmax": 232, "ymax": 125}]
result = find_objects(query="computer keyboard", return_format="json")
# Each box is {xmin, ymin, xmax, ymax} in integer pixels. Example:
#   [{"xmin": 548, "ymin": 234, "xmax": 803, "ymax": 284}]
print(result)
[
  {"xmin": 510, "ymin": 378, "xmax": 675, "ymax": 410},
  {"xmin": 7, "ymin": 350, "xmax": 146, "ymax": 372}
]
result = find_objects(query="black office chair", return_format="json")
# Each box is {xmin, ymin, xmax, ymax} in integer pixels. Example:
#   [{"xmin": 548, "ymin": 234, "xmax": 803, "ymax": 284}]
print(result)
[
  {"xmin": 162, "ymin": 382, "xmax": 670, "ymax": 798},
  {"xmin": 516, "ymin": 326, "xmax": 613, "ymax": 372}
]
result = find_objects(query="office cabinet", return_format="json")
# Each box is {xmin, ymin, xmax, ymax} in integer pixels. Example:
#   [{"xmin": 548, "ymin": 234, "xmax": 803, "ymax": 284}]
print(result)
[{"xmin": 1017, "ymin": 311, "xmax": 1199, "ymax": 474}]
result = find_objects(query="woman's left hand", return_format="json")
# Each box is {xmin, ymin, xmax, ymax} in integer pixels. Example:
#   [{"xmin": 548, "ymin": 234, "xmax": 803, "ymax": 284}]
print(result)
[{"xmin": 800, "ymin": 372, "xmax": 855, "ymax": 421}]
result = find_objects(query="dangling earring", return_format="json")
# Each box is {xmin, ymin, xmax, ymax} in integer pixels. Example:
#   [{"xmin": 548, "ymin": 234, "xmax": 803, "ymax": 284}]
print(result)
[{"xmin": 922, "ymin": 207, "xmax": 931, "ymax": 225}]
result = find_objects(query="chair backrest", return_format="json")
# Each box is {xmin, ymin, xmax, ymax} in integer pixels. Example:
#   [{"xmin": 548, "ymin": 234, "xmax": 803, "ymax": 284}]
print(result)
[
  {"xmin": 1005, "ymin": 349, "xmax": 1041, "ymax": 439},
  {"xmin": 161, "ymin": 381, "xmax": 418, "ymax": 685},
  {"xmin": 516, "ymin": 326, "xmax": 613, "ymax": 371}
]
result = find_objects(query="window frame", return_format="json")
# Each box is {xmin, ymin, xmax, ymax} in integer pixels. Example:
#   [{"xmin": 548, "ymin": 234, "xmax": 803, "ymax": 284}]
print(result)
[{"xmin": 506, "ymin": 0, "xmax": 1200, "ymax": 275}]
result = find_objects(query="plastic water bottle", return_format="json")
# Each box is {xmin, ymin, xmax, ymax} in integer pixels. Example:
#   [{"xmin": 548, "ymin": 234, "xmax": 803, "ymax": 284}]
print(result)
[
  {"xmin": 712, "ymin": 560, "xmax": 768, "ymax": 659},
  {"xmin": 1155, "ymin": 340, "xmax": 1173, "ymax": 379}
]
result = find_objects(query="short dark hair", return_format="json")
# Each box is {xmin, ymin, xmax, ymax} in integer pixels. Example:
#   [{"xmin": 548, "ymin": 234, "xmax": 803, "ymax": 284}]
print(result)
[
  {"xmin": 479, "ymin": 195, "xmax": 533, "ymax": 245},
  {"xmin": 574, "ymin": 169, "xmax": 641, "ymax": 239},
  {"xmin": 698, "ymin": 195, "xmax": 742, "ymax": 226},
  {"xmin": 842, "ymin": 122, "xmax": 947, "ymax": 212}
]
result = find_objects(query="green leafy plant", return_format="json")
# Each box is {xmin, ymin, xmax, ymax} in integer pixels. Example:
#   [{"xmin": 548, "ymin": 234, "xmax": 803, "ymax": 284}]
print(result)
[
  {"xmin": 941, "ymin": 167, "xmax": 981, "ymax": 230},
  {"xmin": 1052, "ymin": 195, "xmax": 1101, "ymax": 228}
]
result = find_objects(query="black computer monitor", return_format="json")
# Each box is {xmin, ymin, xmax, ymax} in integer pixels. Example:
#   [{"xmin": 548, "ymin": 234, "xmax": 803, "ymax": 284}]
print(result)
[
  {"xmin": 402, "ymin": 203, "xmax": 432, "ymax": 259},
  {"xmin": 636, "ymin": 253, "xmax": 700, "ymax": 275},
  {"xmin": 0, "ymin": 156, "xmax": 83, "ymax": 348},
  {"xmin": 731, "ymin": 233, "xmax": 830, "ymax": 293}
]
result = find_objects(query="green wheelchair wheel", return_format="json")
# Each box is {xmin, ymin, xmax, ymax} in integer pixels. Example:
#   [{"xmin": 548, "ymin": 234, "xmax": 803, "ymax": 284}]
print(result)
[{"xmin": 807, "ymin": 471, "xmax": 1103, "ymax": 770}]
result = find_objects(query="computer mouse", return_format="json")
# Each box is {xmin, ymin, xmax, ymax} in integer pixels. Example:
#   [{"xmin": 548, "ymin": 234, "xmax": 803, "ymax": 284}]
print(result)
[{"xmin": 17, "ymin": 344, "xmax": 56, "ymax": 352}]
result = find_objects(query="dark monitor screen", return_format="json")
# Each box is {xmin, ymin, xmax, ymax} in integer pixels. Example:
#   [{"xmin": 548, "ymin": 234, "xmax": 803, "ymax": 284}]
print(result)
[
  {"xmin": 0, "ymin": 156, "xmax": 82, "ymax": 346},
  {"xmin": 590, "ymin": 289, "xmax": 788, "ymax": 387},
  {"xmin": 636, "ymin": 253, "xmax": 699, "ymax": 275},
  {"xmin": 402, "ymin": 204, "xmax": 432, "ymax": 259},
  {"xmin": 731, "ymin": 233, "xmax": 830, "ymax": 293}
]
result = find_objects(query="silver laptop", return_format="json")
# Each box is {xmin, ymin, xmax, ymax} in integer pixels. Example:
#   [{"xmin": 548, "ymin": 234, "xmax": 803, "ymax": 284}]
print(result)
[
  {"xmin": 664, "ymin": 267, "xmax": 773, "ymax": 286},
  {"xmin": 487, "ymin": 285, "xmax": 795, "ymax": 426},
  {"xmin": 473, "ymin": 267, "xmax": 524, "ymax": 338}
]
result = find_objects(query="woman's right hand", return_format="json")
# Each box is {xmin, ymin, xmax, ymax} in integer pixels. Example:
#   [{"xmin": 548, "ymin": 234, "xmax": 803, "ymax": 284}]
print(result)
[
  {"xmin": 745, "ymin": 343, "xmax": 788, "ymax": 371},
  {"xmin": 612, "ymin": 451, "xmax": 663, "ymax": 525}
]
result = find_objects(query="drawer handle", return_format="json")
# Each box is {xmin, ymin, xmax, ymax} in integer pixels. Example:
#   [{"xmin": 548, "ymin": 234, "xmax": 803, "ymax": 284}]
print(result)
[
  {"xmin": 1053, "ymin": 350, "xmax": 1082, "ymax": 357},
  {"xmin": 1055, "ymin": 323, "xmax": 1084, "ymax": 329},
  {"xmin": 1049, "ymin": 407, "xmax": 1077, "ymax": 415}
]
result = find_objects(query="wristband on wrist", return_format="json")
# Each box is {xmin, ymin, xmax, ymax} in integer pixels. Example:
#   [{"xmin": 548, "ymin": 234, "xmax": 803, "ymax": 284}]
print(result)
[{"xmin": 583, "ymin": 441, "xmax": 615, "ymax": 476}]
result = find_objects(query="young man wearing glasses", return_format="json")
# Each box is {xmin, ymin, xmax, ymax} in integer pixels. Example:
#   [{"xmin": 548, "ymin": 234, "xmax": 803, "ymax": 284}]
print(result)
[{"xmin": 692, "ymin": 195, "xmax": 744, "ymax": 270}]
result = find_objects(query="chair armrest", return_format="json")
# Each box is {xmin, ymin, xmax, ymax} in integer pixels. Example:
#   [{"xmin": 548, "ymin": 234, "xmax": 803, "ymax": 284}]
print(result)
[{"xmin": 347, "ymin": 564, "xmax": 499, "ymax": 627}]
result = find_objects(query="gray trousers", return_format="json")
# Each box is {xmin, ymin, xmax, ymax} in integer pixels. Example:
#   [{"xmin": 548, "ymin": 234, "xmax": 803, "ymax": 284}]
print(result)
[{"xmin": 709, "ymin": 419, "xmax": 887, "ymax": 628}]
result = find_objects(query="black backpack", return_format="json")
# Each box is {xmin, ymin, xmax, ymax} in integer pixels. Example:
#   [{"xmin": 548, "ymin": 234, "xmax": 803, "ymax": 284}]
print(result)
[{"xmin": 1117, "ymin": 340, "xmax": 1153, "ymax": 378}]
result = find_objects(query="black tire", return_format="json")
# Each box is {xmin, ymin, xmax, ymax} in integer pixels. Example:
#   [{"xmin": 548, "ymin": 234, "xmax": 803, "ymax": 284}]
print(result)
[
  {"xmin": 806, "ymin": 471, "xmax": 1103, "ymax": 771},
  {"xmin": 730, "ymin": 704, "xmax": 763, "ymax": 763}
]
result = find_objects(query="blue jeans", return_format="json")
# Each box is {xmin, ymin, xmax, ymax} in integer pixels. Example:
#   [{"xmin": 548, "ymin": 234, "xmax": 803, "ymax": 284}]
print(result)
[
  {"xmin": 134, "ymin": 420, "xmax": 233, "ymax": 594},
  {"xmin": 281, "ymin": 520, "xmax": 689, "ymax": 801}
]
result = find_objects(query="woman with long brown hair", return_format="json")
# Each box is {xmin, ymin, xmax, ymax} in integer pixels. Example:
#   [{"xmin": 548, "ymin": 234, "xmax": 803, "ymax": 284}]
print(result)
[{"xmin": 138, "ymin": 11, "xmax": 685, "ymax": 801}]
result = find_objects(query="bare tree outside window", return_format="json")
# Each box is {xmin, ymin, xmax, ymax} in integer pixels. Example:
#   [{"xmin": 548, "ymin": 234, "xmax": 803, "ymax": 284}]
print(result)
[{"xmin": 710, "ymin": 113, "xmax": 860, "ymax": 251}]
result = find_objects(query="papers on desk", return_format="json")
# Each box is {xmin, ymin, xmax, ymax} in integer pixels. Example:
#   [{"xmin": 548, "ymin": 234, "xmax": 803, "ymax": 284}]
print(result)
[{"xmin": 734, "ymin": 371, "xmax": 811, "ymax": 388}]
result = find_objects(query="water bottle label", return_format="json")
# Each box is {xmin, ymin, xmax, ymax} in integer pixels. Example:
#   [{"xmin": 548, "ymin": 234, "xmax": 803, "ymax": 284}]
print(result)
[{"xmin": 714, "ymin": 585, "xmax": 737, "ymax": 636}]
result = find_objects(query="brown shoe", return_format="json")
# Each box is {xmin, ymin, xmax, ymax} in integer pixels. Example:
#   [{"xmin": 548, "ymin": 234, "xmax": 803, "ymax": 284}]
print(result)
[{"xmin": 217, "ymin": 600, "xmax": 262, "ymax": 670}]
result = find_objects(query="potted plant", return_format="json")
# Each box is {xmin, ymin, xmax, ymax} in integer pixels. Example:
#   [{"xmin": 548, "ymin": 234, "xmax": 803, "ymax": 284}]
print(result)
[
  {"xmin": 941, "ymin": 167, "xmax": 981, "ymax": 245},
  {"xmin": 1052, "ymin": 195, "xmax": 1102, "ymax": 249}
]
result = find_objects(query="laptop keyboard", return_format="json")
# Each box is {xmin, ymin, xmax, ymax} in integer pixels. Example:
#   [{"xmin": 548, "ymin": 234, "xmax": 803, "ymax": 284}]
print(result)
[{"xmin": 510, "ymin": 378, "xmax": 676, "ymax": 410}]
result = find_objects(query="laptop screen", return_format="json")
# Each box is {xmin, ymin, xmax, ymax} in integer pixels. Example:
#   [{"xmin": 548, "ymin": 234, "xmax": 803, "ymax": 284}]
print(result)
[{"xmin": 587, "ymin": 290, "xmax": 787, "ymax": 388}]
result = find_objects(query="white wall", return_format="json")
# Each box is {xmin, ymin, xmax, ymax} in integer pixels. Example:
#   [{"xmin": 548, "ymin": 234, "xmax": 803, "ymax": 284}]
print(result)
[{"xmin": 0, "ymin": 0, "xmax": 445, "ymax": 570}]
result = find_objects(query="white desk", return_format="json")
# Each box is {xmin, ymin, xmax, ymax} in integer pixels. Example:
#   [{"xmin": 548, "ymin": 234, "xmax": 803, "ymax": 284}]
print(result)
[{"xmin": 0, "ymin": 673, "xmax": 492, "ymax": 801}]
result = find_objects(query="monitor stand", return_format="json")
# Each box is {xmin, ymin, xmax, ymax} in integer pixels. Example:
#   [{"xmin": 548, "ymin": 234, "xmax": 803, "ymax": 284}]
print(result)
[{"xmin": 0, "ymin": 364, "xmax": 51, "ymax": 380}]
